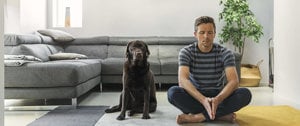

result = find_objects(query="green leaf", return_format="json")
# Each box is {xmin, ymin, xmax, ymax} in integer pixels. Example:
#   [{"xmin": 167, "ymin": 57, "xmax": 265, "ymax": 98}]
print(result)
[{"xmin": 218, "ymin": 0, "xmax": 263, "ymax": 59}]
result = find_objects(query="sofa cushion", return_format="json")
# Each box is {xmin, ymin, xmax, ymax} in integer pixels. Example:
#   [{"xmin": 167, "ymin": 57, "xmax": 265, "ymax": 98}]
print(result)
[
  {"xmin": 148, "ymin": 58, "xmax": 161, "ymax": 75},
  {"xmin": 49, "ymin": 53, "xmax": 88, "ymax": 60},
  {"xmin": 70, "ymin": 36, "xmax": 109, "ymax": 45},
  {"xmin": 37, "ymin": 29, "xmax": 75, "ymax": 42},
  {"xmin": 10, "ymin": 44, "xmax": 52, "ymax": 61},
  {"xmin": 4, "ymin": 59, "xmax": 101, "ymax": 88},
  {"xmin": 160, "ymin": 58, "xmax": 178, "ymax": 75},
  {"xmin": 158, "ymin": 36, "xmax": 196, "ymax": 45},
  {"xmin": 101, "ymin": 58, "xmax": 124, "ymax": 75},
  {"xmin": 101, "ymin": 58, "xmax": 161, "ymax": 75},
  {"xmin": 107, "ymin": 45, "xmax": 159, "ymax": 59},
  {"xmin": 46, "ymin": 45, "xmax": 64, "ymax": 54},
  {"xmin": 4, "ymin": 34, "xmax": 42, "ymax": 46},
  {"xmin": 159, "ymin": 45, "xmax": 185, "ymax": 58},
  {"xmin": 107, "ymin": 46, "xmax": 127, "ymax": 58},
  {"xmin": 108, "ymin": 36, "xmax": 159, "ymax": 45},
  {"xmin": 65, "ymin": 45, "xmax": 108, "ymax": 59}
]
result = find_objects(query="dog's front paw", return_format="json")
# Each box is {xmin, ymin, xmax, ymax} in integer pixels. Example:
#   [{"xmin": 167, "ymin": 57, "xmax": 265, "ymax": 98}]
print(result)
[
  {"xmin": 142, "ymin": 114, "xmax": 151, "ymax": 119},
  {"xmin": 117, "ymin": 115, "xmax": 125, "ymax": 120}
]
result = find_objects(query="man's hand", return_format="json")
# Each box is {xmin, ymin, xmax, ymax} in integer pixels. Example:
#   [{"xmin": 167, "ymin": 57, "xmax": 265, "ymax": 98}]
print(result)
[
  {"xmin": 210, "ymin": 97, "xmax": 221, "ymax": 120},
  {"xmin": 203, "ymin": 97, "xmax": 221, "ymax": 120},
  {"xmin": 201, "ymin": 97, "xmax": 213, "ymax": 120}
]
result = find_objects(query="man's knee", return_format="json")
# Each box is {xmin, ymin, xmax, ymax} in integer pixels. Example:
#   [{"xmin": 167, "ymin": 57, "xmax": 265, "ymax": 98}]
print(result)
[
  {"xmin": 167, "ymin": 86, "xmax": 184, "ymax": 103},
  {"xmin": 167, "ymin": 86, "xmax": 181, "ymax": 98},
  {"xmin": 237, "ymin": 88, "xmax": 252, "ymax": 105}
]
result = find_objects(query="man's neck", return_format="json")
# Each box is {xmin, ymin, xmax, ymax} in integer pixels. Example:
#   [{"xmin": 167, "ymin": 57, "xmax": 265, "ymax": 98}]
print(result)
[{"xmin": 198, "ymin": 43, "xmax": 213, "ymax": 53}]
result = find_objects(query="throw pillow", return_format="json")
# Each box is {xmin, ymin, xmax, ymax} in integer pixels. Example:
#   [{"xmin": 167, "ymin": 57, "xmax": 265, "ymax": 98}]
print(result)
[
  {"xmin": 49, "ymin": 52, "xmax": 88, "ymax": 60},
  {"xmin": 37, "ymin": 29, "xmax": 75, "ymax": 42}
]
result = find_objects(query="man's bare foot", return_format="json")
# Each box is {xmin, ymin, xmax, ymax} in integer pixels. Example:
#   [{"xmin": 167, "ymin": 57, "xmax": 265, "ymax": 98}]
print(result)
[
  {"xmin": 176, "ymin": 113, "xmax": 206, "ymax": 124},
  {"xmin": 217, "ymin": 113, "xmax": 236, "ymax": 123}
]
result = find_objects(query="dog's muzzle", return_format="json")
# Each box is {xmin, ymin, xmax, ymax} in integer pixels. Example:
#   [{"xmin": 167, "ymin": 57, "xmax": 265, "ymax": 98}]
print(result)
[{"xmin": 133, "ymin": 50, "xmax": 143, "ymax": 61}]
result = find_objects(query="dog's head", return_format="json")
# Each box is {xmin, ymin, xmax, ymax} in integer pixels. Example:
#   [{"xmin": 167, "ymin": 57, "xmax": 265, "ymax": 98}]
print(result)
[{"xmin": 126, "ymin": 40, "xmax": 150, "ymax": 66}]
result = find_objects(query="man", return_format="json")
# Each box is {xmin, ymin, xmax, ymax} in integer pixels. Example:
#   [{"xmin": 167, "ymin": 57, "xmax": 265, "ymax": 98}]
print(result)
[{"xmin": 167, "ymin": 16, "xmax": 252, "ymax": 124}]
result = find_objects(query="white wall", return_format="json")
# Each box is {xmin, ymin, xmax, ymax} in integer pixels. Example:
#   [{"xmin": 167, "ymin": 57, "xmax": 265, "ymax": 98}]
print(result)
[
  {"xmin": 5, "ymin": 0, "xmax": 273, "ymax": 84},
  {"xmin": 20, "ymin": 0, "xmax": 47, "ymax": 33},
  {"xmin": 1, "ymin": 0, "xmax": 5, "ymax": 125},
  {"xmin": 274, "ymin": 0, "xmax": 300, "ymax": 109},
  {"xmin": 60, "ymin": 0, "xmax": 220, "ymax": 37},
  {"xmin": 5, "ymin": 0, "xmax": 47, "ymax": 34},
  {"xmin": 4, "ymin": 0, "xmax": 20, "ymax": 33}
]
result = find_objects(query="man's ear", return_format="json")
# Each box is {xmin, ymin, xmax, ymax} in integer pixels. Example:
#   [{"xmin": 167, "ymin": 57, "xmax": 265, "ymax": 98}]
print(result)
[{"xmin": 194, "ymin": 31, "xmax": 197, "ymax": 38}]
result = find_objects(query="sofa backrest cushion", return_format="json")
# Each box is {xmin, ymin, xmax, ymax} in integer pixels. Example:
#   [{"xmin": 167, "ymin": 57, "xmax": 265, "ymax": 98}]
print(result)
[
  {"xmin": 159, "ymin": 45, "xmax": 187, "ymax": 58},
  {"xmin": 63, "ymin": 36, "xmax": 109, "ymax": 59},
  {"xmin": 107, "ymin": 44, "xmax": 159, "ymax": 58},
  {"xmin": 109, "ymin": 36, "xmax": 159, "ymax": 45},
  {"xmin": 10, "ymin": 44, "xmax": 53, "ymax": 61},
  {"xmin": 64, "ymin": 45, "xmax": 108, "ymax": 59},
  {"xmin": 70, "ymin": 36, "xmax": 109, "ymax": 45},
  {"xmin": 47, "ymin": 45, "xmax": 64, "ymax": 54},
  {"xmin": 108, "ymin": 37, "xmax": 159, "ymax": 58},
  {"xmin": 4, "ymin": 34, "xmax": 42, "ymax": 46},
  {"xmin": 158, "ymin": 36, "xmax": 196, "ymax": 45},
  {"xmin": 157, "ymin": 37, "xmax": 196, "ymax": 58},
  {"xmin": 107, "ymin": 45, "xmax": 126, "ymax": 58}
]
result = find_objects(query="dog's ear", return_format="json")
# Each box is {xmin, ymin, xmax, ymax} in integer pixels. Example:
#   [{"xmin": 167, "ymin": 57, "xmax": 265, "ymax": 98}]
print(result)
[
  {"xmin": 145, "ymin": 43, "xmax": 150, "ymax": 57},
  {"xmin": 126, "ymin": 41, "xmax": 132, "ymax": 58}
]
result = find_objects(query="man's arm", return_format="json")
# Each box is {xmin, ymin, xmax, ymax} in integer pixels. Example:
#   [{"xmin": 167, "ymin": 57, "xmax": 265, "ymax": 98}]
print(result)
[
  {"xmin": 215, "ymin": 66, "xmax": 239, "ymax": 102},
  {"xmin": 211, "ymin": 66, "xmax": 239, "ymax": 118},
  {"xmin": 178, "ymin": 66, "xmax": 213, "ymax": 119}
]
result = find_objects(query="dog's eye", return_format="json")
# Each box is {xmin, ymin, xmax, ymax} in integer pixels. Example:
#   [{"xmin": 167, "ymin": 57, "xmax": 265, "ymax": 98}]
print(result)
[{"xmin": 129, "ymin": 47, "xmax": 135, "ymax": 51}]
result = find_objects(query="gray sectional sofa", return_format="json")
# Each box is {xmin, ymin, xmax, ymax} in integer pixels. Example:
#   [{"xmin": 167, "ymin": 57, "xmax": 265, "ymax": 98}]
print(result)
[{"xmin": 4, "ymin": 34, "xmax": 240, "ymax": 106}]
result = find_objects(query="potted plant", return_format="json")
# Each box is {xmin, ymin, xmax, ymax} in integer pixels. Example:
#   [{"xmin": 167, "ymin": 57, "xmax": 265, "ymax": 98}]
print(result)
[{"xmin": 218, "ymin": 0, "xmax": 263, "ymax": 61}]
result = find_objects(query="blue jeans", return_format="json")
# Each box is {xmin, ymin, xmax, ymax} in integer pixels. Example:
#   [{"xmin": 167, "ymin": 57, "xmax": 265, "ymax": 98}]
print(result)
[{"xmin": 167, "ymin": 86, "xmax": 252, "ymax": 121}]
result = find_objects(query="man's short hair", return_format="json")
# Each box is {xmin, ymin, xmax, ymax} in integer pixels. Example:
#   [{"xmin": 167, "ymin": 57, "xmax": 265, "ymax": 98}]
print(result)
[{"xmin": 194, "ymin": 16, "xmax": 216, "ymax": 33}]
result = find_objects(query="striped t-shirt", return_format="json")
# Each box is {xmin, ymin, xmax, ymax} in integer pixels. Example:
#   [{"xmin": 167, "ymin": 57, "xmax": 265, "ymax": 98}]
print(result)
[{"xmin": 179, "ymin": 42, "xmax": 236, "ymax": 90}]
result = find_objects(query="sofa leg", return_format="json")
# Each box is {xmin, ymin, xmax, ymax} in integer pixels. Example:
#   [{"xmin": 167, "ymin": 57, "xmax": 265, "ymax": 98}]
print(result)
[
  {"xmin": 44, "ymin": 99, "xmax": 48, "ymax": 105},
  {"xmin": 71, "ymin": 98, "xmax": 77, "ymax": 107},
  {"xmin": 99, "ymin": 83, "xmax": 103, "ymax": 92}
]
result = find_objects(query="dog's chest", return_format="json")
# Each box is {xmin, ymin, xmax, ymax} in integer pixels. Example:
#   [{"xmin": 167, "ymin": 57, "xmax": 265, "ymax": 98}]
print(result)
[{"xmin": 127, "ymin": 75, "xmax": 148, "ymax": 89}]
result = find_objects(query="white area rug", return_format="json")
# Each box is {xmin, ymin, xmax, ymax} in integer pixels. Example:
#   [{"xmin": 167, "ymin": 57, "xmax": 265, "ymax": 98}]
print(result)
[{"xmin": 95, "ymin": 106, "xmax": 238, "ymax": 126}]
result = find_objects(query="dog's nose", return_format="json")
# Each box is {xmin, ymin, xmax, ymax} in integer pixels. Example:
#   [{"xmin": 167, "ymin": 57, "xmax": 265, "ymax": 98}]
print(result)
[
  {"xmin": 136, "ymin": 49, "xmax": 142, "ymax": 53},
  {"xmin": 136, "ymin": 52, "xmax": 142, "ymax": 58},
  {"xmin": 135, "ymin": 50, "xmax": 142, "ymax": 56}
]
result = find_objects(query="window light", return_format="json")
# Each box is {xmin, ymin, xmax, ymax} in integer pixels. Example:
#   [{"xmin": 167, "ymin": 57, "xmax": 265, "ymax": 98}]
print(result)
[{"xmin": 52, "ymin": 0, "xmax": 82, "ymax": 28}]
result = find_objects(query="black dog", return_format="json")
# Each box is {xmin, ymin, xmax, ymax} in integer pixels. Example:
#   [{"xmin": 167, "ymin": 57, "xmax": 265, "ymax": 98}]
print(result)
[{"xmin": 105, "ymin": 40, "xmax": 157, "ymax": 120}]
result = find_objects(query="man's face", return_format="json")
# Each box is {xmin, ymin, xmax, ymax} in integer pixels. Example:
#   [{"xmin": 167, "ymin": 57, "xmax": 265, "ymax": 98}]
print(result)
[{"xmin": 194, "ymin": 23, "xmax": 215, "ymax": 49}]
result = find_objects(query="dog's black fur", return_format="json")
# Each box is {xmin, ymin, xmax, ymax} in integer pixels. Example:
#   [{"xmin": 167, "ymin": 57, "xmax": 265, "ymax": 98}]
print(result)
[{"xmin": 105, "ymin": 40, "xmax": 157, "ymax": 120}]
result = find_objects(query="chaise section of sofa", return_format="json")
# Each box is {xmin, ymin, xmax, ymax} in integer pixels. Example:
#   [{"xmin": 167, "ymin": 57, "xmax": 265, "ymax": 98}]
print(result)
[{"xmin": 4, "ymin": 34, "xmax": 102, "ymax": 105}]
